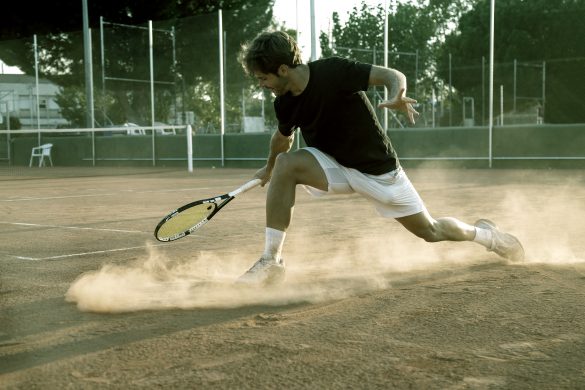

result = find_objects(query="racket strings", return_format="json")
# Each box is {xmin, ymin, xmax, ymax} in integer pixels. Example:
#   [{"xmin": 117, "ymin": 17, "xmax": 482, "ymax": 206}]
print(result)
[{"xmin": 156, "ymin": 203, "xmax": 216, "ymax": 239}]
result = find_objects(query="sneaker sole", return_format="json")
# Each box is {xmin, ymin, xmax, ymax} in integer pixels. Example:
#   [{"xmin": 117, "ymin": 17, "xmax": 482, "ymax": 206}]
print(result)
[
  {"xmin": 475, "ymin": 219, "xmax": 525, "ymax": 262},
  {"xmin": 235, "ymin": 265, "xmax": 286, "ymax": 286}
]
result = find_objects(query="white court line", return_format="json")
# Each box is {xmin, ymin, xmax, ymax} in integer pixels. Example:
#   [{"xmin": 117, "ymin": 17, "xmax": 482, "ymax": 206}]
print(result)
[
  {"xmin": 8, "ymin": 243, "xmax": 175, "ymax": 261},
  {"xmin": 0, "ymin": 221, "xmax": 147, "ymax": 234},
  {"xmin": 0, "ymin": 187, "xmax": 215, "ymax": 202}
]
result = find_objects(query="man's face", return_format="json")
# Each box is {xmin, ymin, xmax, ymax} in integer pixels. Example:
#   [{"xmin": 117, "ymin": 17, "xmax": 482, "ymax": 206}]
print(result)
[{"xmin": 253, "ymin": 67, "xmax": 288, "ymax": 96}]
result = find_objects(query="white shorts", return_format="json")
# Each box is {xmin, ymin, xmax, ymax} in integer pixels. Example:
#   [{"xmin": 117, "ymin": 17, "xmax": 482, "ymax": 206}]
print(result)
[{"xmin": 303, "ymin": 147, "xmax": 426, "ymax": 218}]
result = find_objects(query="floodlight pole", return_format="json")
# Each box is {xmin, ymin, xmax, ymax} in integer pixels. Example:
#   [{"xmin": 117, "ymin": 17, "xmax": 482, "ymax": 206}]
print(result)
[
  {"xmin": 513, "ymin": 59, "xmax": 517, "ymax": 112},
  {"xmin": 100, "ymin": 16, "xmax": 106, "ymax": 130},
  {"xmin": 295, "ymin": 0, "xmax": 299, "ymax": 41},
  {"xmin": 449, "ymin": 53, "xmax": 452, "ymax": 127},
  {"xmin": 383, "ymin": 0, "xmax": 389, "ymax": 131},
  {"xmin": 33, "ymin": 35, "xmax": 41, "ymax": 146},
  {"xmin": 219, "ymin": 9, "xmax": 225, "ymax": 167},
  {"xmin": 488, "ymin": 0, "xmax": 495, "ymax": 168},
  {"xmin": 542, "ymin": 61, "xmax": 546, "ymax": 121},
  {"xmin": 82, "ymin": 0, "xmax": 95, "ymax": 129},
  {"xmin": 310, "ymin": 0, "xmax": 317, "ymax": 61},
  {"xmin": 149, "ymin": 20, "xmax": 156, "ymax": 166}
]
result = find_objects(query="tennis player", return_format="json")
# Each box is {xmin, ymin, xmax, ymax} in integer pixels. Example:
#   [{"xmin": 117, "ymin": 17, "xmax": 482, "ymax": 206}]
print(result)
[{"xmin": 237, "ymin": 31, "xmax": 524, "ymax": 285}]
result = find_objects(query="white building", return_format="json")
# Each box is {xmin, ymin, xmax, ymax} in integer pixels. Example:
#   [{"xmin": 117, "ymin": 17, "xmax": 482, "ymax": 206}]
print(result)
[{"xmin": 0, "ymin": 74, "xmax": 68, "ymax": 129}]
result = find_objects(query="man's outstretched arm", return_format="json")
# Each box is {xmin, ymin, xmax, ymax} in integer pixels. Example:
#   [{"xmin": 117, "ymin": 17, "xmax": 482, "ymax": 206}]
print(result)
[{"xmin": 369, "ymin": 65, "xmax": 419, "ymax": 125}]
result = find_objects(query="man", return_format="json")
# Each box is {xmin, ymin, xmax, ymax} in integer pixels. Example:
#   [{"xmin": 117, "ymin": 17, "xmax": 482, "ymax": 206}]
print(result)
[{"xmin": 237, "ymin": 31, "xmax": 523, "ymax": 285}]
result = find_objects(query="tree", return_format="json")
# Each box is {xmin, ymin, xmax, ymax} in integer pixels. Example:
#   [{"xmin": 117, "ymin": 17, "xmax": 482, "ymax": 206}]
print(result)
[
  {"xmin": 437, "ymin": 0, "xmax": 585, "ymax": 124},
  {"xmin": 0, "ymin": 0, "xmax": 274, "ymax": 129},
  {"xmin": 319, "ymin": 0, "xmax": 473, "ymax": 127},
  {"xmin": 0, "ymin": 116, "xmax": 21, "ymax": 130}
]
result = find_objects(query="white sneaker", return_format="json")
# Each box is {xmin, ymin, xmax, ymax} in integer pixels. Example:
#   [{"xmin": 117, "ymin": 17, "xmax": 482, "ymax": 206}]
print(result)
[
  {"xmin": 475, "ymin": 219, "xmax": 525, "ymax": 262},
  {"xmin": 236, "ymin": 257, "xmax": 286, "ymax": 286}
]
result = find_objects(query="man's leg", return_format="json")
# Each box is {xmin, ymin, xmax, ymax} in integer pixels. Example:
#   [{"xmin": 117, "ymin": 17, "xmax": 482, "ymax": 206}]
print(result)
[
  {"xmin": 237, "ymin": 150, "xmax": 328, "ymax": 284},
  {"xmin": 396, "ymin": 210, "xmax": 524, "ymax": 261},
  {"xmin": 266, "ymin": 149, "xmax": 328, "ymax": 231},
  {"xmin": 396, "ymin": 209, "xmax": 476, "ymax": 242}
]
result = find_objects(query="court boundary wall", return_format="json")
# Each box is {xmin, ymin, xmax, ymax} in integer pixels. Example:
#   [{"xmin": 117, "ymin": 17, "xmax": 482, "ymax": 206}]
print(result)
[{"xmin": 1, "ymin": 124, "xmax": 584, "ymax": 169}]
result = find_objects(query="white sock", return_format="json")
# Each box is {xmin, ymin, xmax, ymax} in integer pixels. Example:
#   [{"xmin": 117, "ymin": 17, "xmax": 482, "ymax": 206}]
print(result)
[
  {"xmin": 473, "ymin": 227, "xmax": 493, "ymax": 249},
  {"xmin": 263, "ymin": 227, "xmax": 286, "ymax": 260}
]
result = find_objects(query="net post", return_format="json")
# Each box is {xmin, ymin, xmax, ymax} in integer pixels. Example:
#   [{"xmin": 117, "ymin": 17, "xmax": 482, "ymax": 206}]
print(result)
[{"xmin": 187, "ymin": 125, "xmax": 193, "ymax": 173}]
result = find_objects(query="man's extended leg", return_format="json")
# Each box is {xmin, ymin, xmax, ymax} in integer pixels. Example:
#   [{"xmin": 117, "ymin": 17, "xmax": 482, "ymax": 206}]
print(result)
[
  {"xmin": 237, "ymin": 150, "xmax": 328, "ymax": 285},
  {"xmin": 396, "ymin": 210, "xmax": 524, "ymax": 261},
  {"xmin": 396, "ymin": 209, "xmax": 476, "ymax": 242}
]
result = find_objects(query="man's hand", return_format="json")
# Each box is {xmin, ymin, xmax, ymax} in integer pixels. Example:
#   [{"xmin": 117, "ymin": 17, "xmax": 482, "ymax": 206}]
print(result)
[
  {"xmin": 378, "ymin": 88, "xmax": 419, "ymax": 125},
  {"xmin": 254, "ymin": 165, "xmax": 272, "ymax": 187}
]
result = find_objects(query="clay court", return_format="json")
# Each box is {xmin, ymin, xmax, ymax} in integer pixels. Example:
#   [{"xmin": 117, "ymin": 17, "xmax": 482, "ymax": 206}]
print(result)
[{"xmin": 0, "ymin": 166, "xmax": 584, "ymax": 388}]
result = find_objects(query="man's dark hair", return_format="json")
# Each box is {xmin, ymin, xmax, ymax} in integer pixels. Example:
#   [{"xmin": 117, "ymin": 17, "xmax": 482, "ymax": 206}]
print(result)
[{"xmin": 240, "ymin": 31, "xmax": 302, "ymax": 76}]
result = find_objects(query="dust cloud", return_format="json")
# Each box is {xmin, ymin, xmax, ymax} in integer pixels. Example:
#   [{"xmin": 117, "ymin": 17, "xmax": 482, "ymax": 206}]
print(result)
[
  {"xmin": 66, "ymin": 170, "xmax": 585, "ymax": 314},
  {"xmin": 65, "ymin": 235, "xmax": 471, "ymax": 314},
  {"xmin": 499, "ymin": 187, "xmax": 585, "ymax": 264}
]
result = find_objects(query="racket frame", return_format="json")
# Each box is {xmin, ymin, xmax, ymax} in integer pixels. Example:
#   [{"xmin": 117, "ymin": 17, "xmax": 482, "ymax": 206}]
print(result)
[{"xmin": 154, "ymin": 179, "xmax": 261, "ymax": 242}]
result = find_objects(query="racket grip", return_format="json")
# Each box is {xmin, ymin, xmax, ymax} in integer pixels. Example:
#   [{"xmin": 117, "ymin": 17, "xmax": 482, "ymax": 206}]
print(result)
[{"xmin": 229, "ymin": 178, "xmax": 262, "ymax": 197}]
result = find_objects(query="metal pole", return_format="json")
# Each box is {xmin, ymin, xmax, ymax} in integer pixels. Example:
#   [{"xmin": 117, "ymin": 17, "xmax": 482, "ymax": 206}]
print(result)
[
  {"xmin": 34, "ymin": 35, "xmax": 41, "ymax": 145},
  {"xmin": 172, "ymin": 26, "xmax": 178, "ymax": 125},
  {"xmin": 542, "ymin": 61, "xmax": 546, "ymax": 121},
  {"xmin": 29, "ymin": 87, "xmax": 33, "ymax": 132},
  {"xmin": 149, "ymin": 20, "xmax": 156, "ymax": 166},
  {"xmin": 383, "ymin": 0, "xmax": 389, "ymax": 131},
  {"xmin": 88, "ymin": 32, "xmax": 95, "ymax": 129},
  {"xmin": 513, "ymin": 59, "xmax": 517, "ymax": 112},
  {"xmin": 100, "ymin": 16, "xmax": 106, "ymax": 130},
  {"xmin": 482, "ymin": 56, "xmax": 485, "ymax": 126},
  {"xmin": 295, "ymin": 0, "xmax": 299, "ymax": 42},
  {"xmin": 3, "ymin": 102, "xmax": 11, "ymax": 166},
  {"xmin": 7, "ymin": 103, "xmax": 11, "ymax": 165},
  {"xmin": 82, "ymin": 0, "xmax": 94, "ymax": 129},
  {"xmin": 448, "ymin": 52, "xmax": 452, "ymax": 127},
  {"xmin": 500, "ymin": 85, "xmax": 504, "ymax": 125},
  {"xmin": 187, "ymin": 124, "xmax": 193, "ymax": 172},
  {"xmin": 310, "ymin": 0, "xmax": 317, "ymax": 61},
  {"xmin": 87, "ymin": 28, "xmax": 96, "ymax": 167},
  {"xmin": 415, "ymin": 49, "xmax": 419, "ymax": 100},
  {"xmin": 219, "ymin": 10, "xmax": 225, "ymax": 167},
  {"xmin": 488, "ymin": 0, "xmax": 495, "ymax": 168}
]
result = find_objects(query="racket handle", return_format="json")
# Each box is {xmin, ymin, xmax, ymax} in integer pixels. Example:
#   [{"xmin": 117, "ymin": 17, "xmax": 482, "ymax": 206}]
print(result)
[{"xmin": 229, "ymin": 178, "xmax": 262, "ymax": 197}]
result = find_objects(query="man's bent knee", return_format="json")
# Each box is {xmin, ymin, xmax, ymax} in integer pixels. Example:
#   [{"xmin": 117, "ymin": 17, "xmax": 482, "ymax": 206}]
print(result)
[
  {"xmin": 273, "ymin": 152, "xmax": 307, "ymax": 178},
  {"xmin": 272, "ymin": 151, "xmax": 327, "ymax": 190}
]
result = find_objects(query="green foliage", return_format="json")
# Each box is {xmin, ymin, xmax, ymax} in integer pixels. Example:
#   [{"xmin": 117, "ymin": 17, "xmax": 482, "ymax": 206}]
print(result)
[
  {"xmin": 0, "ymin": 115, "xmax": 21, "ymax": 130},
  {"xmin": 319, "ymin": 0, "xmax": 472, "ymax": 126},
  {"xmin": 438, "ymin": 0, "xmax": 585, "ymax": 123},
  {"xmin": 54, "ymin": 86, "xmax": 86, "ymax": 127},
  {"xmin": 0, "ymin": 0, "xmax": 274, "ymax": 130}
]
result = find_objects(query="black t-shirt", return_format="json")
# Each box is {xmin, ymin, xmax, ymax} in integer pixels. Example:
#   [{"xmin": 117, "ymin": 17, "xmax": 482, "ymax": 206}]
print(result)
[{"xmin": 275, "ymin": 57, "xmax": 399, "ymax": 175}]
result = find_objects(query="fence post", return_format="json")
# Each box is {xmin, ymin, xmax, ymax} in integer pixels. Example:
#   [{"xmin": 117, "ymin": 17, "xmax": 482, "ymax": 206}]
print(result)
[{"xmin": 187, "ymin": 125, "xmax": 193, "ymax": 173}]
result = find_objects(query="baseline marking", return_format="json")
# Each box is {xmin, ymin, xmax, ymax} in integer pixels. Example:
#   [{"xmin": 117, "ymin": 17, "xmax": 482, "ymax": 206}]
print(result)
[
  {"xmin": 0, "ymin": 222, "xmax": 146, "ymax": 234},
  {"xmin": 0, "ymin": 187, "xmax": 216, "ymax": 202},
  {"xmin": 8, "ymin": 243, "xmax": 179, "ymax": 261}
]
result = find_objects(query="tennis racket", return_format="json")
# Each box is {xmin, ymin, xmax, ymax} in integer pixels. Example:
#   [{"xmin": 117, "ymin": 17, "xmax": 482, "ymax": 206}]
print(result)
[{"xmin": 154, "ymin": 179, "xmax": 262, "ymax": 242}]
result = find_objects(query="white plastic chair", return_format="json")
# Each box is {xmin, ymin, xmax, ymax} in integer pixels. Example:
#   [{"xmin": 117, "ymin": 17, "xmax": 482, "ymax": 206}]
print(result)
[
  {"xmin": 29, "ymin": 143, "xmax": 53, "ymax": 167},
  {"xmin": 124, "ymin": 122, "xmax": 146, "ymax": 135}
]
